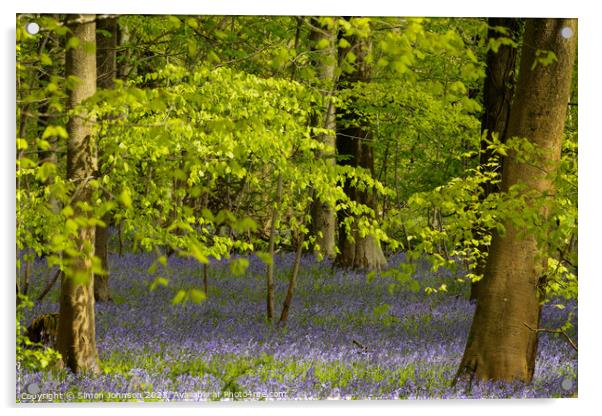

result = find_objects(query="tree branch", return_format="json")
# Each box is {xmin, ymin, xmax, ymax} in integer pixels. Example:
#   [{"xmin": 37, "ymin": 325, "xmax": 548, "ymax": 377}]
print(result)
[
  {"xmin": 37, "ymin": 269, "xmax": 62, "ymax": 302},
  {"xmin": 523, "ymin": 321, "xmax": 578, "ymax": 352}
]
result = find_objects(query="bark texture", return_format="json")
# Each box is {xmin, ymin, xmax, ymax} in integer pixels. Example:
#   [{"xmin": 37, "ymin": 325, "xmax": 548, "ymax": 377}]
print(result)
[
  {"xmin": 93, "ymin": 16, "xmax": 118, "ymax": 302},
  {"xmin": 309, "ymin": 18, "xmax": 338, "ymax": 259},
  {"xmin": 470, "ymin": 18, "xmax": 521, "ymax": 301},
  {"xmin": 457, "ymin": 18, "xmax": 577, "ymax": 383},
  {"xmin": 335, "ymin": 20, "xmax": 386, "ymax": 271},
  {"xmin": 57, "ymin": 14, "xmax": 100, "ymax": 374}
]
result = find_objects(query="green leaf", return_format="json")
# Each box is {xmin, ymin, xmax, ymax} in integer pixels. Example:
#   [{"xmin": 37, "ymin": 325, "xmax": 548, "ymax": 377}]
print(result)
[
  {"xmin": 189, "ymin": 288, "xmax": 206, "ymax": 304},
  {"xmin": 201, "ymin": 208, "xmax": 214, "ymax": 222},
  {"xmin": 40, "ymin": 53, "xmax": 52, "ymax": 66},
  {"xmin": 172, "ymin": 290, "xmax": 187, "ymax": 305},
  {"xmin": 36, "ymin": 162, "xmax": 57, "ymax": 182},
  {"xmin": 233, "ymin": 217, "xmax": 257, "ymax": 233},
  {"xmin": 373, "ymin": 303, "xmax": 391, "ymax": 318},
  {"xmin": 61, "ymin": 205, "xmax": 74, "ymax": 217},
  {"xmin": 66, "ymin": 36, "xmax": 80, "ymax": 51},
  {"xmin": 16, "ymin": 138, "xmax": 28, "ymax": 150},
  {"xmin": 65, "ymin": 218, "xmax": 78, "ymax": 234},
  {"xmin": 119, "ymin": 188, "xmax": 132, "ymax": 208},
  {"xmin": 316, "ymin": 38, "xmax": 330, "ymax": 49},
  {"xmin": 256, "ymin": 251, "xmax": 273, "ymax": 265},
  {"xmin": 230, "ymin": 258, "xmax": 249, "ymax": 276},
  {"xmin": 37, "ymin": 139, "xmax": 51, "ymax": 151},
  {"xmin": 150, "ymin": 277, "xmax": 169, "ymax": 291},
  {"xmin": 42, "ymin": 125, "xmax": 68, "ymax": 139},
  {"xmin": 148, "ymin": 255, "xmax": 168, "ymax": 274},
  {"xmin": 187, "ymin": 239, "xmax": 209, "ymax": 264},
  {"xmin": 167, "ymin": 15, "xmax": 182, "ymax": 28},
  {"xmin": 186, "ymin": 18, "xmax": 198, "ymax": 29}
]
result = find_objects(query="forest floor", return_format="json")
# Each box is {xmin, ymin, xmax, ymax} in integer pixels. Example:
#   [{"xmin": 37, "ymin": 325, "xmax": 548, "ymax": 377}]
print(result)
[{"xmin": 17, "ymin": 253, "xmax": 578, "ymax": 401}]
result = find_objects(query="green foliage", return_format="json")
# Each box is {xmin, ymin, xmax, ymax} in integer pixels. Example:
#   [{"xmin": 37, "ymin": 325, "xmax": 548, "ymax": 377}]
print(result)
[
  {"xmin": 373, "ymin": 303, "xmax": 391, "ymax": 318},
  {"xmin": 532, "ymin": 49, "xmax": 558, "ymax": 69},
  {"xmin": 172, "ymin": 288, "xmax": 207, "ymax": 305},
  {"xmin": 15, "ymin": 14, "xmax": 577, "ymax": 345},
  {"xmin": 387, "ymin": 129, "xmax": 577, "ymax": 311},
  {"xmin": 16, "ymin": 296, "xmax": 62, "ymax": 371},
  {"xmin": 149, "ymin": 276, "xmax": 169, "ymax": 291},
  {"xmin": 229, "ymin": 258, "xmax": 250, "ymax": 276}
]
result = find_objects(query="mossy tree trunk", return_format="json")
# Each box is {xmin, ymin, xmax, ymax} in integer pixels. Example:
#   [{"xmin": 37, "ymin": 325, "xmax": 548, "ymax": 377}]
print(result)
[
  {"xmin": 56, "ymin": 14, "xmax": 100, "ymax": 374},
  {"xmin": 457, "ymin": 18, "xmax": 577, "ymax": 383}
]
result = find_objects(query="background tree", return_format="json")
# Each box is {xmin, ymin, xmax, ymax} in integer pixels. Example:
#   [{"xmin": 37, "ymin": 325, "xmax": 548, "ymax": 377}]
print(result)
[
  {"xmin": 335, "ymin": 17, "xmax": 387, "ymax": 271},
  {"xmin": 94, "ymin": 16, "xmax": 119, "ymax": 302},
  {"xmin": 308, "ymin": 17, "xmax": 338, "ymax": 259},
  {"xmin": 470, "ymin": 17, "xmax": 521, "ymax": 301}
]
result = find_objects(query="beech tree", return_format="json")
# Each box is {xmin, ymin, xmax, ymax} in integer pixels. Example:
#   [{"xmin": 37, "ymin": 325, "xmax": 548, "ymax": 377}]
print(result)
[
  {"xmin": 470, "ymin": 18, "xmax": 521, "ymax": 301},
  {"xmin": 93, "ymin": 16, "xmax": 118, "ymax": 302},
  {"xmin": 309, "ymin": 17, "xmax": 338, "ymax": 260},
  {"xmin": 335, "ymin": 18, "xmax": 387, "ymax": 271},
  {"xmin": 457, "ymin": 18, "xmax": 577, "ymax": 383},
  {"xmin": 56, "ymin": 14, "xmax": 100, "ymax": 373}
]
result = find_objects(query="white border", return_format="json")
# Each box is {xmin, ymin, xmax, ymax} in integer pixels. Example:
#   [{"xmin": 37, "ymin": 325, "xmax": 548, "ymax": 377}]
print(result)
[
  {"xmin": 3, "ymin": 1, "xmax": 601, "ymax": 416},
  {"xmin": 9, "ymin": 0, "xmax": 585, "ymax": 17}
]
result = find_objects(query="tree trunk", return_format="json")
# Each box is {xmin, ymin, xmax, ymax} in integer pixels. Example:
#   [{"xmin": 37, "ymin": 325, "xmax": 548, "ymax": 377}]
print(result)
[
  {"xmin": 309, "ymin": 18, "xmax": 337, "ymax": 259},
  {"xmin": 21, "ymin": 255, "xmax": 31, "ymax": 296},
  {"xmin": 93, "ymin": 16, "xmax": 118, "ymax": 302},
  {"xmin": 56, "ymin": 14, "xmax": 100, "ymax": 374},
  {"xmin": 203, "ymin": 263, "xmax": 209, "ymax": 297},
  {"xmin": 117, "ymin": 21, "xmax": 132, "ymax": 80},
  {"xmin": 470, "ymin": 18, "xmax": 521, "ymax": 301},
  {"xmin": 265, "ymin": 173, "xmax": 282, "ymax": 322},
  {"xmin": 457, "ymin": 18, "xmax": 577, "ymax": 383},
  {"xmin": 118, "ymin": 221, "xmax": 124, "ymax": 256},
  {"xmin": 335, "ymin": 19, "xmax": 386, "ymax": 271},
  {"xmin": 279, "ymin": 232, "xmax": 305, "ymax": 324},
  {"xmin": 93, "ymin": 224, "xmax": 110, "ymax": 302}
]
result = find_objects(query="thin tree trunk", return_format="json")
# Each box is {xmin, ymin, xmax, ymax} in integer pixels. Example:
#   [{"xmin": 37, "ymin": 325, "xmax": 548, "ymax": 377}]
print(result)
[
  {"xmin": 93, "ymin": 16, "xmax": 118, "ymax": 302},
  {"xmin": 264, "ymin": 20, "xmax": 304, "ymax": 322},
  {"xmin": 203, "ymin": 263, "xmax": 209, "ymax": 296},
  {"xmin": 335, "ymin": 18, "xmax": 386, "ymax": 271},
  {"xmin": 56, "ymin": 14, "xmax": 100, "ymax": 374},
  {"xmin": 379, "ymin": 135, "xmax": 390, "ymax": 222},
  {"xmin": 470, "ymin": 18, "xmax": 521, "ymax": 301},
  {"xmin": 309, "ymin": 17, "xmax": 337, "ymax": 259},
  {"xmin": 37, "ymin": 269, "xmax": 63, "ymax": 302},
  {"xmin": 118, "ymin": 221, "xmax": 124, "ymax": 256},
  {"xmin": 265, "ymin": 173, "xmax": 283, "ymax": 322},
  {"xmin": 22, "ymin": 256, "xmax": 31, "ymax": 296},
  {"xmin": 457, "ymin": 18, "xmax": 577, "ymax": 383},
  {"xmin": 93, "ymin": 226, "xmax": 110, "ymax": 302},
  {"xmin": 117, "ymin": 21, "xmax": 132, "ymax": 80},
  {"xmin": 279, "ymin": 232, "xmax": 305, "ymax": 324}
]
